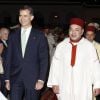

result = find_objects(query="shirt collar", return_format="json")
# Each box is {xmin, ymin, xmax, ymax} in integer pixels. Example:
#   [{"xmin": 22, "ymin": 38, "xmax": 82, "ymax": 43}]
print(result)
[
  {"xmin": 68, "ymin": 37, "xmax": 84, "ymax": 45},
  {"xmin": 21, "ymin": 26, "xmax": 32, "ymax": 33}
]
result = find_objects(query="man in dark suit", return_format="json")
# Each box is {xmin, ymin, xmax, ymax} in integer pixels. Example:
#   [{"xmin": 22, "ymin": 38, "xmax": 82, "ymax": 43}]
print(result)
[{"xmin": 5, "ymin": 5, "xmax": 49, "ymax": 100}]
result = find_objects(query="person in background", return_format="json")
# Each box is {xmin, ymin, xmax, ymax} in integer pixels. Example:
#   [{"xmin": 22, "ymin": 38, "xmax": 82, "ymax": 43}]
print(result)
[
  {"xmin": 43, "ymin": 26, "xmax": 56, "ymax": 62},
  {"xmin": 47, "ymin": 18, "xmax": 100, "ymax": 100},
  {"xmin": 0, "ymin": 27, "xmax": 9, "ymax": 48},
  {"xmin": 93, "ymin": 23, "xmax": 100, "ymax": 43},
  {"xmin": 87, "ymin": 22, "xmax": 100, "ymax": 43},
  {"xmin": 0, "ymin": 27, "xmax": 9, "ymax": 97},
  {"xmin": 5, "ymin": 5, "xmax": 49, "ymax": 100},
  {"xmin": 85, "ymin": 25, "xmax": 100, "ymax": 100},
  {"xmin": 85, "ymin": 25, "xmax": 100, "ymax": 61}
]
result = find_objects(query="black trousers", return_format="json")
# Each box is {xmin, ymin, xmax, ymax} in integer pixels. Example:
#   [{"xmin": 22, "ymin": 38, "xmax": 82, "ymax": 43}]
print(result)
[{"xmin": 10, "ymin": 79, "xmax": 41, "ymax": 100}]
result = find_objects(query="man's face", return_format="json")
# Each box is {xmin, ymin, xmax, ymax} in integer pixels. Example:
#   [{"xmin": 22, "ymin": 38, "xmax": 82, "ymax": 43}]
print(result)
[
  {"xmin": 69, "ymin": 24, "xmax": 84, "ymax": 41},
  {"xmin": 85, "ymin": 31, "xmax": 95, "ymax": 42},
  {"xmin": 1, "ymin": 28, "xmax": 9, "ymax": 41},
  {"xmin": 19, "ymin": 9, "xmax": 34, "ymax": 28}
]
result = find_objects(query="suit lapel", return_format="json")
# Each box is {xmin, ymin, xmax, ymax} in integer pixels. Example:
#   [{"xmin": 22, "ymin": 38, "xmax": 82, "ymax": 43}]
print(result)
[
  {"xmin": 17, "ymin": 28, "xmax": 23, "ymax": 59},
  {"xmin": 24, "ymin": 28, "xmax": 35, "ymax": 58}
]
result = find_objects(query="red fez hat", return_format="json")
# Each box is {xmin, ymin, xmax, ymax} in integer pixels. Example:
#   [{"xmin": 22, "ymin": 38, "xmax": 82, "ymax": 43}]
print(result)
[
  {"xmin": 70, "ymin": 18, "xmax": 84, "ymax": 28},
  {"xmin": 86, "ymin": 26, "xmax": 95, "ymax": 32}
]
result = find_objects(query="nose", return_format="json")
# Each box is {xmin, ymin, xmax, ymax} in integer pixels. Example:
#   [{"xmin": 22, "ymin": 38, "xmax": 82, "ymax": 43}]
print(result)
[{"xmin": 71, "ymin": 30, "xmax": 75, "ymax": 34}]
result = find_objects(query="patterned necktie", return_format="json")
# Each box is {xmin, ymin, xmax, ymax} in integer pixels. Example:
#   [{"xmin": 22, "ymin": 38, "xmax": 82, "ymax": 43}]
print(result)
[{"xmin": 21, "ymin": 29, "xmax": 27, "ymax": 57}]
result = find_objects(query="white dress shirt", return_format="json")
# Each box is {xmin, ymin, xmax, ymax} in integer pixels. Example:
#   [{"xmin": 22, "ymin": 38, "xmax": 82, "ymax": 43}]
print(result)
[
  {"xmin": 21, "ymin": 26, "xmax": 32, "ymax": 57},
  {"xmin": 1, "ymin": 39, "xmax": 7, "ymax": 47}
]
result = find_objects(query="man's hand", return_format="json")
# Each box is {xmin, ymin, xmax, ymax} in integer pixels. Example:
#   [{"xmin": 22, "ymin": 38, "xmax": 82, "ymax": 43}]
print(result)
[
  {"xmin": 35, "ymin": 80, "xmax": 44, "ymax": 90},
  {"xmin": 52, "ymin": 85, "xmax": 59, "ymax": 94},
  {"xmin": 93, "ymin": 88, "xmax": 100, "ymax": 96},
  {"xmin": 5, "ymin": 80, "xmax": 10, "ymax": 91}
]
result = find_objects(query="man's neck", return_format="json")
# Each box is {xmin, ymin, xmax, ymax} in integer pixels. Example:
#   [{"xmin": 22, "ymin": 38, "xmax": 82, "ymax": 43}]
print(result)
[
  {"xmin": 70, "ymin": 37, "xmax": 82, "ymax": 45},
  {"xmin": 22, "ymin": 25, "xmax": 32, "ymax": 29},
  {"xmin": 70, "ymin": 37, "xmax": 82, "ymax": 43}
]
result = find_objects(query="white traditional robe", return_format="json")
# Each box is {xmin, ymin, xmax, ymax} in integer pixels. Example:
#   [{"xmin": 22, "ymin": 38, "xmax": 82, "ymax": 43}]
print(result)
[
  {"xmin": 93, "ymin": 40, "xmax": 100, "ymax": 61},
  {"xmin": 47, "ymin": 37, "xmax": 100, "ymax": 100}
]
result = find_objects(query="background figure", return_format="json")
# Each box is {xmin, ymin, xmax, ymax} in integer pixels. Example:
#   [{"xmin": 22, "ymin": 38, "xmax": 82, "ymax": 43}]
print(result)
[
  {"xmin": 47, "ymin": 18, "xmax": 100, "ymax": 100},
  {"xmin": 87, "ymin": 22, "xmax": 100, "ymax": 43},
  {"xmin": 43, "ymin": 27, "xmax": 56, "ymax": 62},
  {"xmin": 0, "ymin": 27, "xmax": 9, "ymax": 49},
  {"xmin": 0, "ymin": 27, "xmax": 9, "ymax": 97},
  {"xmin": 94, "ymin": 23, "xmax": 100, "ymax": 43},
  {"xmin": 85, "ymin": 25, "xmax": 100, "ymax": 100},
  {"xmin": 5, "ymin": 5, "xmax": 49, "ymax": 100}
]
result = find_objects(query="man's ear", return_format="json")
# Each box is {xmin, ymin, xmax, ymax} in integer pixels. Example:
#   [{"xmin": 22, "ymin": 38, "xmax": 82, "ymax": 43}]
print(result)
[
  {"xmin": 31, "ymin": 15, "xmax": 34, "ymax": 21},
  {"xmin": 81, "ymin": 29, "xmax": 84, "ymax": 35}
]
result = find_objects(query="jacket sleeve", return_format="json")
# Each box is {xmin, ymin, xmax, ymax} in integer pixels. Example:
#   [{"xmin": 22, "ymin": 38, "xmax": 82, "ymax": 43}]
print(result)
[
  {"xmin": 47, "ymin": 44, "xmax": 62, "ymax": 87},
  {"xmin": 4, "ymin": 34, "xmax": 13, "ymax": 80},
  {"xmin": 38, "ymin": 32, "xmax": 49, "ymax": 83}
]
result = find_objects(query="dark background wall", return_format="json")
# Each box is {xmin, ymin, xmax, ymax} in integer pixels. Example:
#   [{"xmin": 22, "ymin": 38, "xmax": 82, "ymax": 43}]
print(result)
[{"xmin": 0, "ymin": 1, "xmax": 100, "ymax": 28}]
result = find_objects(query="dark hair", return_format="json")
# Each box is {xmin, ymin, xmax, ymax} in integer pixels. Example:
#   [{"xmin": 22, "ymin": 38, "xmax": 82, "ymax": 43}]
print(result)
[{"xmin": 19, "ymin": 5, "xmax": 34, "ymax": 15}]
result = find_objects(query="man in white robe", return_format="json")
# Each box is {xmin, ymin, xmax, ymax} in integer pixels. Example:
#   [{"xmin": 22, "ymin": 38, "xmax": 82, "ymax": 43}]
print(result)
[
  {"xmin": 85, "ymin": 25, "xmax": 100, "ymax": 100},
  {"xmin": 47, "ymin": 18, "xmax": 100, "ymax": 100},
  {"xmin": 85, "ymin": 25, "xmax": 100, "ymax": 61}
]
